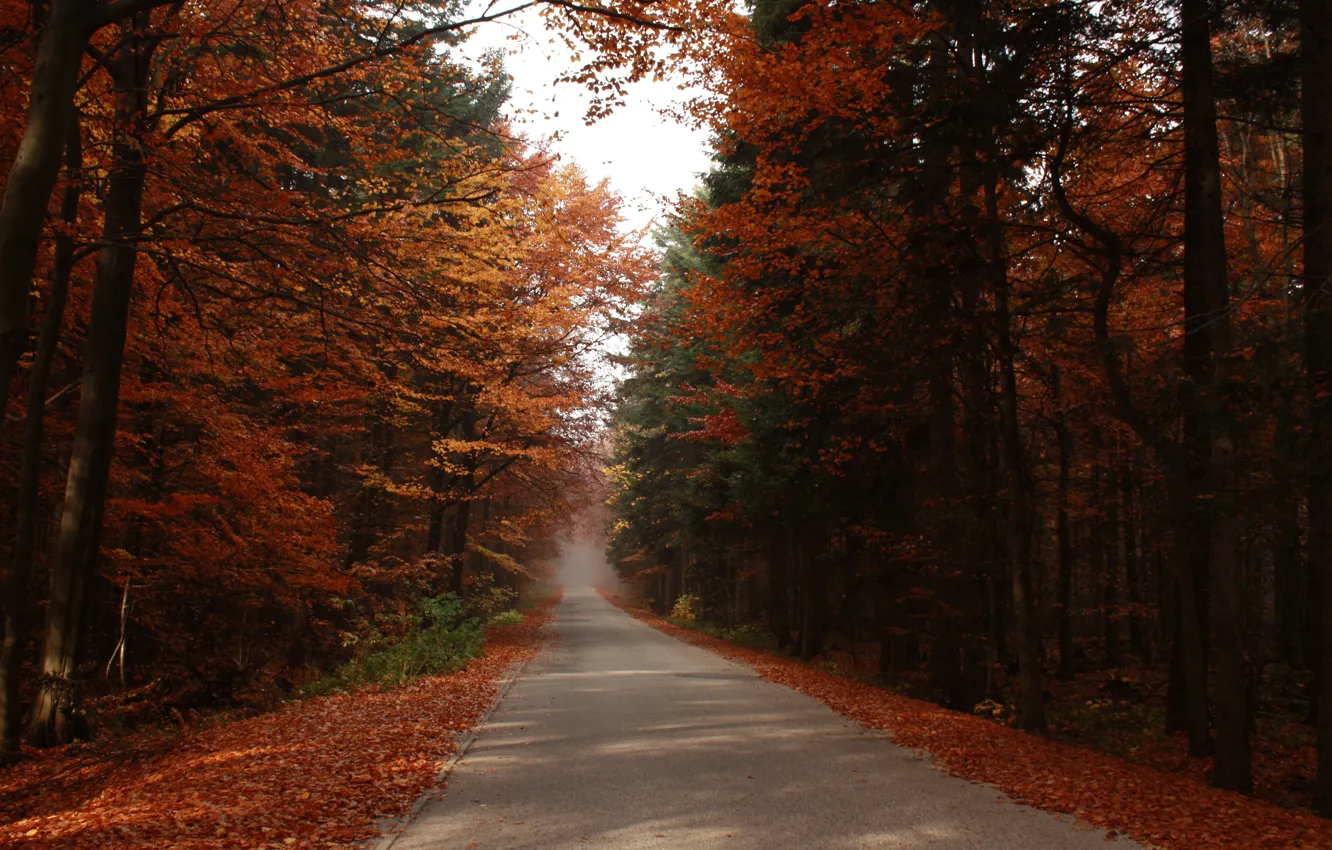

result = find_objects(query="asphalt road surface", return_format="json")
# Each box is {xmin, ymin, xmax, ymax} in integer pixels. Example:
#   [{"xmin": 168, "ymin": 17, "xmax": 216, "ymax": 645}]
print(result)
[{"xmin": 386, "ymin": 586, "xmax": 1137, "ymax": 849}]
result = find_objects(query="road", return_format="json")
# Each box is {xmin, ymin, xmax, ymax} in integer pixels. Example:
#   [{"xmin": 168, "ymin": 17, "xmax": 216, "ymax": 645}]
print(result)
[{"xmin": 386, "ymin": 586, "xmax": 1136, "ymax": 849}]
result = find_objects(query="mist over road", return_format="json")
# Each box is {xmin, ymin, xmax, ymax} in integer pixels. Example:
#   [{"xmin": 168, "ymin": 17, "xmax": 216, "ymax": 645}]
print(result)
[
  {"xmin": 550, "ymin": 536, "xmax": 620, "ymax": 590},
  {"xmin": 386, "ymin": 543, "xmax": 1132, "ymax": 849}
]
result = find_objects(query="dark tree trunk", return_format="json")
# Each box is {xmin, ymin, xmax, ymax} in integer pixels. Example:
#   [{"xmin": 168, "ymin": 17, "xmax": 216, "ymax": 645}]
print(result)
[
  {"xmin": 1181, "ymin": 0, "xmax": 1250, "ymax": 793},
  {"xmin": 0, "ymin": 0, "xmax": 91, "ymax": 415},
  {"xmin": 344, "ymin": 409, "xmax": 395, "ymax": 569},
  {"xmin": 447, "ymin": 408, "xmax": 478, "ymax": 597},
  {"xmin": 1103, "ymin": 472, "xmax": 1123, "ymax": 667},
  {"xmin": 27, "ymin": 32, "xmax": 150, "ymax": 747},
  {"xmin": 1055, "ymin": 369, "xmax": 1076, "ymax": 680},
  {"xmin": 1166, "ymin": 588, "xmax": 1188, "ymax": 732},
  {"xmin": 1, "ymin": 116, "xmax": 82, "ymax": 753},
  {"xmin": 926, "ymin": 323, "xmax": 965, "ymax": 707},
  {"xmin": 1301, "ymin": 0, "xmax": 1332, "ymax": 816},
  {"xmin": 766, "ymin": 527, "xmax": 793, "ymax": 650},
  {"xmin": 1274, "ymin": 386, "xmax": 1305, "ymax": 668},
  {"xmin": 449, "ymin": 495, "xmax": 472, "ymax": 596},
  {"xmin": 984, "ymin": 170, "xmax": 1045, "ymax": 732},
  {"xmin": 424, "ymin": 398, "xmax": 455, "ymax": 556},
  {"xmin": 1167, "ymin": 484, "xmax": 1213, "ymax": 756},
  {"xmin": 798, "ymin": 537, "xmax": 825, "ymax": 661},
  {"xmin": 1121, "ymin": 459, "xmax": 1149, "ymax": 662}
]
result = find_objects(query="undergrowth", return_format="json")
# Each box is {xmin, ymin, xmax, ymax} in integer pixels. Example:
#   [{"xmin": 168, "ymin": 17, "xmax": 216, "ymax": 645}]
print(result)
[
  {"xmin": 667, "ymin": 616, "xmax": 777, "ymax": 652},
  {"xmin": 299, "ymin": 592, "xmax": 523, "ymax": 697}
]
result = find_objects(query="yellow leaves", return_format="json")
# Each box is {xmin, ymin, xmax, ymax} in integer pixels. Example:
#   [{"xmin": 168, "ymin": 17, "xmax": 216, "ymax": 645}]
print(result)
[{"xmin": 467, "ymin": 542, "xmax": 530, "ymax": 577}]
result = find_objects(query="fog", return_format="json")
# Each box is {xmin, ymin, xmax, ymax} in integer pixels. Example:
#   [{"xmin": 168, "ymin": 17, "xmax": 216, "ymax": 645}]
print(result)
[{"xmin": 554, "ymin": 535, "xmax": 620, "ymax": 591}]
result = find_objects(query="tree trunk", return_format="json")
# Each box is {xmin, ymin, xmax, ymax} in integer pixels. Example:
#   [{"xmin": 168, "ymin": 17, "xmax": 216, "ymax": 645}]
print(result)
[
  {"xmin": 798, "ymin": 536, "xmax": 825, "ymax": 661},
  {"xmin": 1121, "ymin": 459, "xmax": 1149, "ymax": 661},
  {"xmin": 1055, "ymin": 369, "xmax": 1075, "ymax": 680},
  {"xmin": 1103, "ymin": 473, "xmax": 1123, "ymax": 667},
  {"xmin": 448, "ymin": 496, "xmax": 472, "ymax": 596},
  {"xmin": 447, "ymin": 407, "xmax": 478, "ymax": 596},
  {"xmin": 0, "ymin": 0, "xmax": 92, "ymax": 415},
  {"xmin": 0, "ymin": 116, "xmax": 82, "ymax": 753},
  {"xmin": 1301, "ymin": 0, "xmax": 1332, "ymax": 816},
  {"xmin": 26, "ymin": 34, "xmax": 149, "ymax": 747},
  {"xmin": 1274, "ymin": 388, "xmax": 1305, "ymax": 668},
  {"xmin": 1181, "ymin": 0, "xmax": 1250, "ymax": 793},
  {"xmin": 1166, "ymin": 588, "xmax": 1188, "ymax": 731},
  {"xmin": 986, "ymin": 176, "xmax": 1045, "ymax": 733},
  {"xmin": 766, "ymin": 526, "xmax": 793, "ymax": 650},
  {"xmin": 424, "ymin": 398, "xmax": 455, "ymax": 556},
  {"xmin": 1166, "ymin": 503, "xmax": 1213, "ymax": 756}
]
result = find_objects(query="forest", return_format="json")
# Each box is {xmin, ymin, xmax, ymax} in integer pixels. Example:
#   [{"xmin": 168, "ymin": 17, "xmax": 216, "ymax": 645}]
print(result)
[
  {"xmin": 5, "ymin": 0, "xmax": 1332, "ymax": 842},
  {"xmin": 606, "ymin": 0, "xmax": 1332, "ymax": 820},
  {"xmin": 0, "ymin": 0, "xmax": 673, "ymax": 756}
]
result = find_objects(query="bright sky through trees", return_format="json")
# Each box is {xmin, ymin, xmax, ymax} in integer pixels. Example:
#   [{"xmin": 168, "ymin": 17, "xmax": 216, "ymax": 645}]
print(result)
[{"xmin": 462, "ymin": 3, "xmax": 712, "ymax": 235}]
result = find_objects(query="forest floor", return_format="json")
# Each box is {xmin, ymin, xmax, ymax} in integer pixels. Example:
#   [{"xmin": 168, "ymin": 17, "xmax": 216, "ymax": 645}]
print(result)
[
  {"xmin": 0, "ymin": 597, "xmax": 556, "ymax": 850},
  {"xmin": 599, "ymin": 590, "xmax": 1332, "ymax": 850},
  {"xmin": 1040, "ymin": 665, "xmax": 1317, "ymax": 813}
]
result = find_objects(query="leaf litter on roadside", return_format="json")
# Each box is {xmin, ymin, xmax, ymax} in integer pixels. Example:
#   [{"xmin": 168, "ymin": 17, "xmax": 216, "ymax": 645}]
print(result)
[
  {"xmin": 0, "ymin": 598, "xmax": 556, "ymax": 849},
  {"xmin": 602, "ymin": 591, "xmax": 1332, "ymax": 850}
]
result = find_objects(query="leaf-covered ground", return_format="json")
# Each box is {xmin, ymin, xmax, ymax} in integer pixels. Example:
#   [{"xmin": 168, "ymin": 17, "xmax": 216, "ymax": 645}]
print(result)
[
  {"xmin": 0, "ymin": 598, "xmax": 555, "ymax": 849},
  {"xmin": 602, "ymin": 592, "xmax": 1332, "ymax": 850}
]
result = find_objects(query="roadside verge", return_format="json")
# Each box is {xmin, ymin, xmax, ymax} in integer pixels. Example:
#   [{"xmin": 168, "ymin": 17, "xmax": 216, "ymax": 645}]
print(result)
[
  {"xmin": 0, "ymin": 595, "xmax": 558, "ymax": 850},
  {"xmin": 599, "ymin": 590, "xmax": 1330, "ymax": 850}
]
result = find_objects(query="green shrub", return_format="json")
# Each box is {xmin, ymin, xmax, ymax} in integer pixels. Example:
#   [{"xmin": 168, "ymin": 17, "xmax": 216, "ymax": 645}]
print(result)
[
  {"xmin": 721, "ymin": 623, "xmax": 776, "ymax": 651},
  {"xmin": 1049, "ymin": 698, "xmax": 1166, "ymax": 752},
  {"xmin": 467, "ymin": 577, "xmax": 518, "ymax": 622},
  {"xmin": 669, "ymin": 616, "xmax": 776, "ymax": 652},
  {"xmin": 299, "ymin": 593, "xmax": 483, "ymax": 697},
  {"xmin": 488, "ymin": 609, "xmax": 525, "ymax": 627}
]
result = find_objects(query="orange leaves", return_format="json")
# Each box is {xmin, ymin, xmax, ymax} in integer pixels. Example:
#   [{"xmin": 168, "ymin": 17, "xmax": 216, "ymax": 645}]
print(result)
[
  {"xmin": 679, "ymin": 407, "xmax": 749, "ymax": 446},
  {"xmin": 0, "ymin": 600, "xmax": 555, "ymax": 849}
]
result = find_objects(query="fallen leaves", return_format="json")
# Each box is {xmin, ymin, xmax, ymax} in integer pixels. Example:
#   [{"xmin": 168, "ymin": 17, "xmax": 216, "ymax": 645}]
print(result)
[
  {"xmin": 605, "ymin": 593, "xmax": 1332, "ymax": 850},
  {"xmin": 0, "ymin": 597, "xmax": 556, "ymax": 849}
]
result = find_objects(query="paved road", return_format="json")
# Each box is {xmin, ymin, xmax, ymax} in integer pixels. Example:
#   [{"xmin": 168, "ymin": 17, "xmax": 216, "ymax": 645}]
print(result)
[{"xmin": 388, "ymin": 587, "xmax": 1135, "ymax": 849}]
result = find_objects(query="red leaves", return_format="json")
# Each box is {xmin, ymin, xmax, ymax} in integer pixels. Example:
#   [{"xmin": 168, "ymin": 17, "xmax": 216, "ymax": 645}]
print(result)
[
  {"xmin": 609, "ymin": 596, "xmax": 1332, "ymax": 850},
  {"xmin": 680, "ymin": 408, "xmax": 749, "ymax": 446},
  {"xmin": 0, "ymin": 600, "xmax": 555, "ymax": 849}
]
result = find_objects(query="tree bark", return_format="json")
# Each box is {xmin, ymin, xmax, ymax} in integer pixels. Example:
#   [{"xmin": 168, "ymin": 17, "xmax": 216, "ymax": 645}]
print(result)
[
  {"xmin": 1054, "ymin": 368, "xmax": 1076, "ymax": 680},
  {"xmin": 986, "ymin": 176, "xmax": 1045, "ymax": 733},
  {"xmin": 26, "ymin": 31, "xmax": 150, "ymax": 747},
  {"xmin": 1301, "ymin": 0, "xmax": 1332, "ymax": 816},
  {"xmin": 1103, "ymin": 472, "xmax": 1122, "ymax": 667},
  {"xmin": 0, "ymin": 116, "xmax": 82, "ymax": 753},
  {"xmin": 1121, "ymin": 459, "xmax": 1149, "ymax": 662},
  {"xmin": 1181, "ymin": 0, "xmax": 1250, "ymax": 793},
  {"xmin": 424, "ymin": 397, "xmax": 456, "ymax": 555},
  {"xmin": 767, "ymin": 526, "xmax": 793, "ymax": 651},
  {"xmin": 797, "ymin": 535, "xmax": 825, "ymax": 661},
  {"xmin": 0, "ymin": 0, "xmax": 90, "ymax": 417},
  {"xmin": 448, "ymin": 408, "xmax": 478, "ymax": 596}
]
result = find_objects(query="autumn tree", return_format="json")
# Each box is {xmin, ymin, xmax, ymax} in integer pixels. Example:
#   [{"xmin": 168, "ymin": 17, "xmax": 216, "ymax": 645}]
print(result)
[
  {"xmin": 1, "ymin": 0, "xmax": 654, "ymax": 747},
  {"xmin": 608, "ymin": 0, "xmax": 1328, "ymax": 810}
]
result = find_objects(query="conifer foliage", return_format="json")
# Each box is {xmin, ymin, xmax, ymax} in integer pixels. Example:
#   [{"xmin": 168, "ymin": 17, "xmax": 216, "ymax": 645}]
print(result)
[{"xmin": 608, "ymin": 0, "xmax": 1332, "ymax": 815}]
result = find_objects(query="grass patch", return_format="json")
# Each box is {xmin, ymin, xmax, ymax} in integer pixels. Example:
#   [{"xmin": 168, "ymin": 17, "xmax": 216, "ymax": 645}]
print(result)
[
  {"xmin": 299, "ymin": 593, "xmax": 484, "ymax": 697},
  {"xmin": 488, "ymin": 609, "xmax": 525, "ymax": 627},
  {"xmin": 667, "ymin": 618, "xmax": 777, "ymax": 652}
]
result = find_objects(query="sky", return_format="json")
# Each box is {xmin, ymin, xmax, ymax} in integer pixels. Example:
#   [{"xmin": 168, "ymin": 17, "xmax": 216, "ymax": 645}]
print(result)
[{"xmin": 459, "ymin": 4, "xmax": 714, "ymax": 236}]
